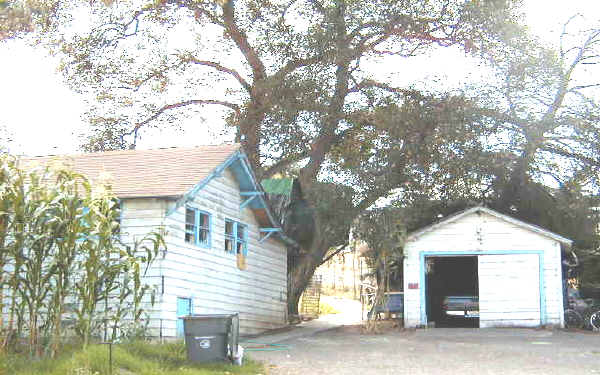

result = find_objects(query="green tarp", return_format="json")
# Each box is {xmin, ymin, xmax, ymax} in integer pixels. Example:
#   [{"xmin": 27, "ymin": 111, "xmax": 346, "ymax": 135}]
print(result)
[{"xmin": 261, "ymin": 178, "xmax": 294, "ymax": 196}]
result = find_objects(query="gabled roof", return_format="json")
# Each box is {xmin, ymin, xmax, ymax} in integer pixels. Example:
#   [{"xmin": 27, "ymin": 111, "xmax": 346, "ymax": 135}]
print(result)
[
  {"xmin": 20, "ymin": 144, "xmax": 240, "ymax": 198},
  {"xmin": 20, "ymin": 144, "xmax": 296, "ymax": 246},
  {"xmin": 407, "ymin": 206, "xmax": 573, "ymax": 246}
]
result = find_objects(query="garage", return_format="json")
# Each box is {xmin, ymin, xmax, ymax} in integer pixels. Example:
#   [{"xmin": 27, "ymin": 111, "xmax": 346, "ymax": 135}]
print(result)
[{"xmin": 402, "ymin": 206, "xmax": 571, "ymax": 328}]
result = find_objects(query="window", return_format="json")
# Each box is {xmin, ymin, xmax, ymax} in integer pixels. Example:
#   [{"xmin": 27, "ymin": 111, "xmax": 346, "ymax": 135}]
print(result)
[
  {"xmin": 236, "ymin": 224, "xmax": 247, "ymax": 255},
  {"xmin": 185, "ymin": 208, "xmax": 195, "ymax": 243},
  {"xmin": 224, "ymin": 220, "xmax": 248, "ymax": 270},
  {"xmin": 224, "ymin": 220, "xmax": 247, "ymax": 255},
  {"xmin": 224, "ymin": 220, "xmax": 235, "ymax": 253},
  {"xmin": 185, "ymin": 207, "xmax": 211, "ymax": 247},
  {"xmin": 198, "ymin": 211, "xmax": 210, "ymax": 244}
]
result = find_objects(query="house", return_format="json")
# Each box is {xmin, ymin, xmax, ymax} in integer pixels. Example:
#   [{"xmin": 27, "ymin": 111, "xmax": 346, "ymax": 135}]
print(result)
[
  {"xmin": 403, "ymin": 206, "xmax": 571, "ymax": 328},
  {"xmin": 23, "ymin": 144, "xmax": 289, "ymax": 336}
]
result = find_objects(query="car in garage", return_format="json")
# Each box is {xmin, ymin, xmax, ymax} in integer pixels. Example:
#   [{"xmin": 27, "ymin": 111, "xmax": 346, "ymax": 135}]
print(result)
[{"xmin": 442, "ymin": 296, "xmax": 479, "ymax": 318}]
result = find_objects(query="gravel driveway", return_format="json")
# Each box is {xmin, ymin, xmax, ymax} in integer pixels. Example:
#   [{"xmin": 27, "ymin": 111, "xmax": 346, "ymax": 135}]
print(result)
[{"xmin": 250, "ymin": 326, "xmax": 600, "ymax": 375}]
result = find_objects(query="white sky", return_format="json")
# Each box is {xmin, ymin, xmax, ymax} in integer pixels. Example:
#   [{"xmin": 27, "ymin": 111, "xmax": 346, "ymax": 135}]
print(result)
[{"xmin": 0, "ymin": 0, "xmax": 598, "ymax": 156}]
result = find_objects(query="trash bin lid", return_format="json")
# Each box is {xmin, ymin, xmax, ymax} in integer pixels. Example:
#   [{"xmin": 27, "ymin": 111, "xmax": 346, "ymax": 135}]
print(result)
[{"xmin": 182, "ymin": 313, "xmax": 238, "ymax": 320}]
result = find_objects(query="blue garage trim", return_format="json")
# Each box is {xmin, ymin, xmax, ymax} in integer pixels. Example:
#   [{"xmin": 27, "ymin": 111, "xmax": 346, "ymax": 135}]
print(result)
[{"xmin": 418, "ymin": 250, "xmax": 546, "ymax": 327}]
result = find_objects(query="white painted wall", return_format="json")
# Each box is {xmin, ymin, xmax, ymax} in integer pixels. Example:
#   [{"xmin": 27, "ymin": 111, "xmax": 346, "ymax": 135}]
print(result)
[
  {"xmin": 119, "ymin": 169, "xmax": 288, "ymax": 337},
  {"xmin": 403, "ymin": 211, "xmax": 564, "ymax": 328},
  {"xmin": 161, "ymin": 169, "xmax": 287, "ymax": 336},
  {"xmin": 119, "ymin": 198, "xmax": 169, "ymax": 337}
]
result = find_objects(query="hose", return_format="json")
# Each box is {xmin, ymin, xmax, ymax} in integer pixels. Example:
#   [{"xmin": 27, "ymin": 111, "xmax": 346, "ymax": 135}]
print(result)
[{"xmin": 242, "ymin": 341, "xmax": 291, "ymax": 351}]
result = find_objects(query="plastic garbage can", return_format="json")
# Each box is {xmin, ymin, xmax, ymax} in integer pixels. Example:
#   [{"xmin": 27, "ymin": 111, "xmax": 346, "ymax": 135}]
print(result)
[{"xmin": 182, "ymin": 314, "xmax": 239, "ymax": 363}]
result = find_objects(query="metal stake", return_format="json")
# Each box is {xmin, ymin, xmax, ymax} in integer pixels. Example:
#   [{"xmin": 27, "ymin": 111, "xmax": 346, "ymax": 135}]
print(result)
[{"xmin": 101, "ymin": 342, "xmax": 113, "ymax": 375}]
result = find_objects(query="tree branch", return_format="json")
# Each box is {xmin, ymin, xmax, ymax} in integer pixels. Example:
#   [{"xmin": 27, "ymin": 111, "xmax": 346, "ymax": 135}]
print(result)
[
  {"xmin": 221, "ymin": 0, "xmax": 266, "ymax": 82},
  {"xmin": 539, "ymin": 145, "xmax": 600, "ymax": 168},
  {"xmin": 127, "ymin": 99, "xmax": 241, "ymax": 142},
  {"xmin": 186, "ymin": 56, "xmax": 252, "ymax": 92},
  {"xmin": 320, "ymin": 242, "xmax": 349, "ymax": 266},
  {"xmin": 263, "ymin": 150, "xmax": 310, "ymax": 178},
  {"xmin": 348, "ymin": 79, "xmax": 419, "ymax": 96}
]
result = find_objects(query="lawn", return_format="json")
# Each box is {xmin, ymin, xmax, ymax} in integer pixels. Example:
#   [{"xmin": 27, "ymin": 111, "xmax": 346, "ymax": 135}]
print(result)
[{"xmin": 0, "ymin": 341, "xmax": 264, "ymax": 375}]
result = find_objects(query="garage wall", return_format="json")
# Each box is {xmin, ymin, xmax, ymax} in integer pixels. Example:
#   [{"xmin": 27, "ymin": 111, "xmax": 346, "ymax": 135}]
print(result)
[{"xmin": 403, "ymin": 211, "xmax": 564, "ymax": 328}]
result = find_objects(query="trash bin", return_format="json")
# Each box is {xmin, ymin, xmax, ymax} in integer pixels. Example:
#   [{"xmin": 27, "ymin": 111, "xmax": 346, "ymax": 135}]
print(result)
[{"xmin": 182, "ymin": 314, "xmax": 239, "ymax": 363}]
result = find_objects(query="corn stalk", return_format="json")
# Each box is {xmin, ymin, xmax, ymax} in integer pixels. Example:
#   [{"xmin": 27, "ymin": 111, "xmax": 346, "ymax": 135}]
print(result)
[{"xmin": 0, "ymin": 155, "xmax": 164, "ymax": 355}]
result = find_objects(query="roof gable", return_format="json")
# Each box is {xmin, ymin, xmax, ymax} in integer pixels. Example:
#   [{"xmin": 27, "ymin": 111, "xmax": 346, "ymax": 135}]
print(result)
[
  {"xmin": 407, "ymin": 206, "xmax": 573, "ymax": 246},
  {"xmin": 169, "ymin": 150, "xmax": 279, "ymax": 226}
]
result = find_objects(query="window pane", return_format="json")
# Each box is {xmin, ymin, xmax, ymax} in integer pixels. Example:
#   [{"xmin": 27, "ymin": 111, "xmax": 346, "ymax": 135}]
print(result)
[
  {"xmin": 199, "ymin": 228, "xmax": 209, "ymax": 244},
  {"xmin": 199, "ymin": 213, "xmax": 209, "ymax": 228},
  {"xmin": 225, "ymin": 220, "xmax": 234, "ymax": 235},
  {"xmin": 186, "ymin": 208, "xmax": 195, "ymax": 225},
  {"xmin": 237, "ymin": 224, "xmax": 245, "ymax": 241},
  {"xmin": 185, "ymin": 208, "xmax": 196, "ymax": 243},
  {"xmin": 236, "ymin": 241, "xmax": 244, "ymax": 254},
  {"xmin": 225, "ymin": 238, "xmax": 233, "ymax": 252}
]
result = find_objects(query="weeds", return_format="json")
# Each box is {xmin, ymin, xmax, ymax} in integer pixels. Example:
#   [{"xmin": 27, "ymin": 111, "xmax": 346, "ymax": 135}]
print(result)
[{"xmin": 0, "ymin": 341, "xmax": 264, "ymax": 375}]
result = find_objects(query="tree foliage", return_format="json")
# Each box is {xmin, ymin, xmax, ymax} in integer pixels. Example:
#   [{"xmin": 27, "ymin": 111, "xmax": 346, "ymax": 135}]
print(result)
[
  {"xmin": 473, "ymin": 16, "xmax": 600, "ymax": 190},
  {"xmin": 50, "ymin": 0, "xmax": 526, "ymax": 315},
  {"xmin": 0, "ymin": 0, "xmax": 117, "ymax": 41}
]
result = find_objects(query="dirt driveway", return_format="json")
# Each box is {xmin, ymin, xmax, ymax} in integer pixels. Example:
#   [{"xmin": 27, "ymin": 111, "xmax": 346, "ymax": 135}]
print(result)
[{"xmin": 250, "ymin": 326, "xmax": 600, "ymax": 375}]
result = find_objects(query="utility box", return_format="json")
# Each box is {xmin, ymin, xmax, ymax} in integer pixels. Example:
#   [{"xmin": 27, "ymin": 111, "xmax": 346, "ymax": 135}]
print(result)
[{"xmin": 182, "ymin": 314, "xmax": 239, "ymax": 363}]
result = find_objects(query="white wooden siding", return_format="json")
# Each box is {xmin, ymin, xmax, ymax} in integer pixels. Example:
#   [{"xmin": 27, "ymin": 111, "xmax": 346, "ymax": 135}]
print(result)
[
  {"xmin": 403, "ymin": 211, "xmax": 564, "ymax": 328},
  {"xmin": 119, "ymin": 198, "xmax": 169, "ymax": 337},
  {"xmin": 160, "ymin": 169, "xmax": 287, "ymax": 336}
]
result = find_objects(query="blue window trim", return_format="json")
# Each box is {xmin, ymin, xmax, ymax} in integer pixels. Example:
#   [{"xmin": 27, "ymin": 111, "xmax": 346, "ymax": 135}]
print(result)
[
  {"xmin": 418, "ymin": 250, "xmax": 546, "ymax": 326},
  {"xmin": 224, "ymin": 219, "xmax": 248, "ymax": 256},
  {"xmin": 185, "ymin": 207, "xmax": 212, "ymax": 249}
]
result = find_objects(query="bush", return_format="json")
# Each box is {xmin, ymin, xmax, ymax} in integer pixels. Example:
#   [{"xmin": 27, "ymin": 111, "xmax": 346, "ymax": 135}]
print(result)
[{"xmin": 319, "ymin": 301, "xmax": 340, "ymax": 315}]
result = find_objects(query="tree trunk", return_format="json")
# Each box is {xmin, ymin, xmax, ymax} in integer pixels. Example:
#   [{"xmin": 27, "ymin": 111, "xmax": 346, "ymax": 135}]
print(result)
[
  {"xmin": 285, "ymin": 205, "xmax": 353, "ymax": 317},
  {"xmin": 287, "ymin": 251, "xmax": 324, "ymax": 318}
]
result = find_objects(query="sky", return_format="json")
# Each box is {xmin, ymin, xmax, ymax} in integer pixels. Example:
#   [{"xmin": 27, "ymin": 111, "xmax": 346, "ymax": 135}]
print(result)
[{"xmin": 0, "ymin": 0, "xmax": 598, "ymax": 156}]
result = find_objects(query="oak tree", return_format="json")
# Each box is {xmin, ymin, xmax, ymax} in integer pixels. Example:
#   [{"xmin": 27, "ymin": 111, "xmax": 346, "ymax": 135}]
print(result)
[{"xmin": 54, "ymin": 0, "xmax": 522, "ymax": 315}]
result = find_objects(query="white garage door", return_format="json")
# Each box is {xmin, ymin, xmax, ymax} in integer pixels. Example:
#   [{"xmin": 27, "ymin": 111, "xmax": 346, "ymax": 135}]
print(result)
[{"xmin": 478, "ymin": 254, "xmax": 541, "ymax": 327}]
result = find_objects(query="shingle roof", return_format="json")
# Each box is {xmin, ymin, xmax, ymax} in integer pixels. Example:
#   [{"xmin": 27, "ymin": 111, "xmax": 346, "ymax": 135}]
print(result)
[{"xmin": 19, "ymin": 144, "xmax": 241, "ymax": 198}]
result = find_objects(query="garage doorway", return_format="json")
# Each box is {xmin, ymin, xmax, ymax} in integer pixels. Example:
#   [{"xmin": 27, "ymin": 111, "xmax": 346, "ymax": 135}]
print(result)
[{"xmin": 425, "ymin": 256, "xmax": 479, "ymax": 328}]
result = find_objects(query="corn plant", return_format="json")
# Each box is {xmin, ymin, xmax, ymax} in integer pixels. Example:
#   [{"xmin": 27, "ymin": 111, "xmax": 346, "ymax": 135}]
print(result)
[
  {"xmin": 0, "ymin": 155, "xmax": 165, "ymax": 356},
  {"xmin": 47, "ymin": 170, "xmax": 91, "ymax": 357},
  {"xmin": 0, "ymin": 157, "xmax": 17, "ymax": 352},
  {"xmin": 108, "ymin": 232, "xmax": 163, "ymax": 341}
]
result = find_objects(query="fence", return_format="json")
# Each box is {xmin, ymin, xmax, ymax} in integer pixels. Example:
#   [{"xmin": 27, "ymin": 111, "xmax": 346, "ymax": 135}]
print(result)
[{"xmin": 299, "ymin": 275, "xmax": 322, "ymax": 318}]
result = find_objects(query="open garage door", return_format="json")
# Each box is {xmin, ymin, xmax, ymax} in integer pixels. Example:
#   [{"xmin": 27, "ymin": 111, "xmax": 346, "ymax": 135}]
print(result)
[{"xmin": 478, "ymin": 254, "xmax": 541, "ymax": 327}]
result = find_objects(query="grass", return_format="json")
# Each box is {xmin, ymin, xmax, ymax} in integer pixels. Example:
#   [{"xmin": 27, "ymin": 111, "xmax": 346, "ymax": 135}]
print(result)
[
  {"xmin": 0, "ymin": 341, "xmax": 264, "ymax": 375},
  {"xmin": 319, "ymin": 300, "xmax": 341, "ymax": 315}
]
